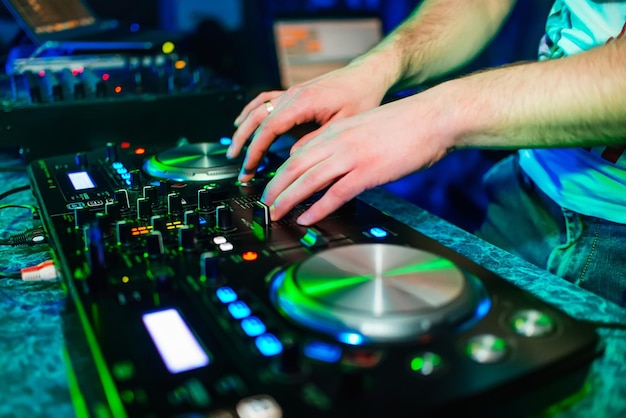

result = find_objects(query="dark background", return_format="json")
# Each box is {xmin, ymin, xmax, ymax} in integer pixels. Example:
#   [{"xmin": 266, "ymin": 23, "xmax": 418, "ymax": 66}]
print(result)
[{"xmin": 0, "ymin": 0, "xmax": 553, "ymax": 232}]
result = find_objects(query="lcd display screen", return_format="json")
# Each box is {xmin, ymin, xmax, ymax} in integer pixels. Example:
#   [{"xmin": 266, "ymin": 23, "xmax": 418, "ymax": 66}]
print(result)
[
  {"xmin": 67, "ymin": 171, "xmax": 96, "ymax": 190},
  {"xmin": 142, "ymin": 308, "xmax": 210, "ymax": 374}
]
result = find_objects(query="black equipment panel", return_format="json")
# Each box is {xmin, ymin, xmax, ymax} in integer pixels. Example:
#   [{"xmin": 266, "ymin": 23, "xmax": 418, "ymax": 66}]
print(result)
[{"xmin": 26, "ymin": 142, "xmax": 601, "ymax": 418}]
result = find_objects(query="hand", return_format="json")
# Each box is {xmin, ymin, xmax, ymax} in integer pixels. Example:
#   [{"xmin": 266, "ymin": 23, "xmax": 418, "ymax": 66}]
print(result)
[
  {"xmin": 261, "ymin": 89, "xmax": 458, "ymax": 225},
  {"xmin": 228, "ymin": 64, "xmax": 389, "ymax": 182}
]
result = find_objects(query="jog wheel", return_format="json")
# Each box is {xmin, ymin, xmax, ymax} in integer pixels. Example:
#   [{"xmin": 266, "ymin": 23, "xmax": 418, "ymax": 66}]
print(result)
[
  {"xmin": 143, "ymin": 142, "xmax": 243, "ymax": 182},
  {"xmin": 270, "ymin": 243, "xmax": 486, "ymax": 343}
]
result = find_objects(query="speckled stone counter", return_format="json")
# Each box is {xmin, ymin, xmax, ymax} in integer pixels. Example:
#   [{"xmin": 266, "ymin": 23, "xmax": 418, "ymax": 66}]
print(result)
[{"xmin": 1, "ymin": 149, "xmax": 624, "ymax": 418}]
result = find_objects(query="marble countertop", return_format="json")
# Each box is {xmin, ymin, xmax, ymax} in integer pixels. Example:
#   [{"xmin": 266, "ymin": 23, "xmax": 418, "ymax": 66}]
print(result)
[{"xmin": 1, "ymin": 150, "xmax": 624, "ymax": 418}]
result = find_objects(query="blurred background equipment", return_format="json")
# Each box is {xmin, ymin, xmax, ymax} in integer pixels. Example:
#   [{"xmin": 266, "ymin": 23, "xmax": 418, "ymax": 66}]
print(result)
[{"xmin": 0, "ymin": 0, "xmax": 552, "ymax": 231}]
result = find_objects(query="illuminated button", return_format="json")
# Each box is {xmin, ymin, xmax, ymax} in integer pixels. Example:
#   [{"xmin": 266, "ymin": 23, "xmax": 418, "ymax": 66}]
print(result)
[
  {"xmin": 368, "ymin": 227, "xmax": 388, "ymax": 238},
  {"xmin": 67, "ymin": 202, "xmax": 85, "ymax": 210},
  {"xmin": 216, "ymin": 286, "xmax": 237, "ymax": 304},
  {"xmin": 338, "ymin": 332, "xmax": 363, "ymax": 345},
  {"xmin": 242, "ymin": 251, "xmax": 258, "ymax": 262},
  {"xmin": 112, "ymin": 162, "xmax": 123, "ymax": 169},
  {"xmin": 87, "ymin": 199, "xmax": 104, "ymax": 207},
  {"xmin": 300, "ymin": 227, "xmax": 328, "ymax": 248},
  {"xmin": 303, "ymin": 341, "xmax": 341, "ymax": 363},
  {"xmin": 466, "ymin": 334, "xmax": 508, "ymax": 363},
  {"xmin": 213, "ymin": 236, "xmax": 227, "ymax": 245},
  {"xmin": 410, "ymin": 352, "xmax": 443, "ymax": 376},
  {"xmin": 241, "ymin": 316, "xmax": 266, "ymax": 337},
  {"xmin": 255, "ymin": 334, "xmax": 283, "ymax": 357},
  {"xmin": 228, "ymin": 301, "xmax": 251, "ymax": 319},
  {"xmin": 219, "ymin": 242, "xmax": 234, "ymax": 252},
  {"xmin": 511, "ymin": 309, "xmax": 555, "ymax": 337},
  {"xmin": 236, "ymin": 394, "xmax": 282, "ymax": 418}
]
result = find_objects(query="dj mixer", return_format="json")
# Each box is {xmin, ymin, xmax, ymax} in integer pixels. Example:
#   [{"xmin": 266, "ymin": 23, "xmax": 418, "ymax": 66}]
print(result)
[{"xmin": 26, "ymin": 141, "xmax": 602, "ymax": 418}]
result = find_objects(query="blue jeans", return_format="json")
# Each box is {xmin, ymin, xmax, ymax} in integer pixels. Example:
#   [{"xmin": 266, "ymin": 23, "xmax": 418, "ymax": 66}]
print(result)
[{"xmin": 476, "ymin": 154, "xmax": 626, "ymax": 307}]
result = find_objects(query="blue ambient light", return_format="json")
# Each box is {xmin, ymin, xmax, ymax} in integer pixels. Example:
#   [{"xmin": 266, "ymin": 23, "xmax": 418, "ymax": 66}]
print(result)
[
  {"xmin": 241, "ymin": 316, "xmax": 267, "ymax": 337},
  {"xmin": 255, "ymin": 333, "xmax": 283, "ymax": 357},
  {"xmin": 303, "ymin": 341, "xmax": 342, "ymax": 363},
  {"xmin": 228, "ymin": 301, "xmax": 251, "ymax": 319},
  {"xmin": 368, "ymin": 227, "xmax": 388, "ymax": 238},
  {"xmin": 216, "ymin": 286, "xmax": 238, "ymax": 304}
]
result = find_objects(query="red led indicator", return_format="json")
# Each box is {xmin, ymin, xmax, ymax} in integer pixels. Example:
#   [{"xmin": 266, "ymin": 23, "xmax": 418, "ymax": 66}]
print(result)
[
  {"xmin": 242, "ymin": 251, "xmax": 258, "ymax": 262},
  {"xmin": 38, "ymin": 70, "xmax": 46, "ymax": 77},
  {"xmin": 114, "ymin": 86, "xmax": 122, "ymax": 94},
  {"xmin": 102, "ymin": 73, "xmax": 110, "ymax": 81},
  {"xmin": 134, "ymin": 147, "xmax": 146, "ymax": 155},
  {"xmin": 120, "ymin": 142, "xmax": 131, "ymax": 149}
]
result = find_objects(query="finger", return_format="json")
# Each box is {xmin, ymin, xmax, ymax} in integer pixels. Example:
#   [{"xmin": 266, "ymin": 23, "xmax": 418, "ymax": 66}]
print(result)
[
  {"xmin": 233, "ymin": 90, "xmax": 282, "ymax": 128},
  {"xmin": 262, "ymin": 150, "xmax": 345, "ymax": 221},
  {"xmin": 295, "ymin": 171, "xmax": 365, "ymax": 225},
  {"xmin": 229, "ymin": 91, "xmax": 282, "ymax": 159},
  {"xmin": 237, "ymin": 111, "xmax": 308, "ymax": 182},
  {"xmin": 289, "ymin": 124, "xmax": 328, "ymax": 155}
]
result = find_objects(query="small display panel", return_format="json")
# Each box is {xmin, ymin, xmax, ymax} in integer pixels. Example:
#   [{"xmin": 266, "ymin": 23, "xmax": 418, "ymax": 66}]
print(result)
[
  {"xmin": 67, "ymin": 171, "xmax": 96, "ymax": 190},
  {"xmin": 142, "ymin": 308, "xmax": 210, "ymax": 374}
]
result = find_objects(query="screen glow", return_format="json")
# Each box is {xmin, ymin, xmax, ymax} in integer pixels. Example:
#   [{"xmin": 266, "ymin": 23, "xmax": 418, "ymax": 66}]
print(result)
[
  {"xmin": 142, "ymin": 308, "xmax": 210, "ymax": 373},
  {"xmin": 68, "ymin": 171, "xmax": 96, "ymax": 190}
]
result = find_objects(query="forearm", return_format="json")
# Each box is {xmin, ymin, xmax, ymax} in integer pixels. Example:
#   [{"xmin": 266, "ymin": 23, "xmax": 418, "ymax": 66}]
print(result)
[
  {"xmin": 443, "ymin": 37, "xmax": 626, "ymax": 149},
  {"xmin": 349, "ymin": 0, "xmax": 517, "ymax": 93}
]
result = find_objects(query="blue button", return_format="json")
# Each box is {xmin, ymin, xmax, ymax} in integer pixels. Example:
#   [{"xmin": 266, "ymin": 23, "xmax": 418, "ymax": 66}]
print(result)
[
  {"xmin": 228, "ymin": 301, "xmax": 251, "ymax": 319},
  {"xmin": 255, "ymin": 334, "xmax": 283, "ymax": 357},
  {"xmin": 216, "ymin": 286, "xmax": 237, "ymax": 304},
  {"xmin": 368, "ymin": 227, "xmax": 388, "ymax": 238},
  {"xmin": 304, "ymin": 341, "xmax": 342, "ymax": 363},
  {"xmin": 241, "ymin": 316, "xmax": 266, "ymax": 337}
]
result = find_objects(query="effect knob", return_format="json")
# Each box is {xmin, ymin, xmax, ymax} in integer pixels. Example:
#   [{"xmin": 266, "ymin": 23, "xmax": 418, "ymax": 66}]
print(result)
[
  {"xmin": 114, "ymin": 189, "xmax": 130, "ymax": 210},
  {"xmin": 137, "ymin": 197, "xmax": 152, "ymax": 219},
  {"xmin": 145, "ymin": 231, "xmax": 165, "ymax": 257},
  {"xmin": 116, "ymin": 220, "xmax": 133, "ymax": 246},
  {"xmin": 197, "ymin": 189, "xmax": 213, "ymax": 211},
  {"xmin": 168, "ymin": 193, "xmax": 183, "ymax": 216},
  {"xmin": 128, "ymin": 169, "xmax": 142, "ymax": 190},
  {"xmin": 105, "ymin": 142, "xmax": 118, "ymax": 162},
  {"xmin": 75, "ymin": 151, "xmax": 88, "ymax": 168},
  {"xmin": 215, "ymin": 204, "xmax": 235, "ymax": 231},
  {"xmin": 151, "ymin": 215, "xmax": 168, "ymax": 235},
  {"xmin": 143, "ymin": 185, "xmax": 159, "ymax": 205},
  {"xmin": 200, "ymin": 251, "xmax": 222, "ymax": 283},
  {"xmin": 105, "ymin": 201, "xmax": 122, "ymax": 221},
  {"xmin": 178, "ymin": 226, "xmax": 197, "ymax": 252}
]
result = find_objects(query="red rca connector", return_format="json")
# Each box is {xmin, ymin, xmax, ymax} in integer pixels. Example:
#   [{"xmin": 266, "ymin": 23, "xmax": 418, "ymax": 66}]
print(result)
[{"xmin": 20, "ymin": 260, "xmax": 59, "ymax": 281}]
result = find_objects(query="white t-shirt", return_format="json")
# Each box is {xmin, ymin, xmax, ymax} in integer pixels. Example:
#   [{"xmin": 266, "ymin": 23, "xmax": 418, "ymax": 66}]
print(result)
[{"xmin": 518, "ymin": 0, "xmax": 626, "ymax": 223}]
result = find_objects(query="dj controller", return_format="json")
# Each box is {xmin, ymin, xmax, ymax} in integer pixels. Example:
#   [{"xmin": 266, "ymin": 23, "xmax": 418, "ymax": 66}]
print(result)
[{"xmin": 26, "ymin": 141, "xmax": 602, "ymax": 418}]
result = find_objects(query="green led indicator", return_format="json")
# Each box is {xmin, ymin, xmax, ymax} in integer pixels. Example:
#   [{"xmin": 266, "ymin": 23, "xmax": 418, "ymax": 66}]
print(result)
[{"xmin": 410, "ymin": 352, "xmax": 442, "ymax": 375}]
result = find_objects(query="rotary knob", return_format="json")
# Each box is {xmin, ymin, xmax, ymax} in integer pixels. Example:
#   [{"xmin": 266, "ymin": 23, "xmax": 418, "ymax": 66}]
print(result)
[{"xmin": 215, "ymin": 204, "xmax": 235, "ymax": 231}]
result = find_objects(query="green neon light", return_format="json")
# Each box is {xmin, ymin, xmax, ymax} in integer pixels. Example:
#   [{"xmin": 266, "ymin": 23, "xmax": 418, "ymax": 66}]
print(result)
[
  {"xmin": 385, "ymin": 257, "xmax": 457, "ymax": 276},
  {"xmin": 299, "ymin": 274, "xmax": 372, "ymax": 296},
  {"xmin": 63, "ymin": 347, "xmax": 89, "ymax": 418},
  {"xmin": 71, "ymin": 288, "xmax": 128, "ymax": 417}
]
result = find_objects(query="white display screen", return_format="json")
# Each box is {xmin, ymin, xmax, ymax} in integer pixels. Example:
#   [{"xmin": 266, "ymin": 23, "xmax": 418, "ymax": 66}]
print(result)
[
  {"xmin": 142, "ymin": 308, "xmax": 210, "ymax": 374},
  {"xmin": 68, "ymin": 171, "xmax": 96, "ymax": 190}
]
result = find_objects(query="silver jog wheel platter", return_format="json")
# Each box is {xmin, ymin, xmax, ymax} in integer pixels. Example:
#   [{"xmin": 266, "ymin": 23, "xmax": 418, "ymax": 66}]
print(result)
[
  {"xmin": 143, "ymin": 142, "xmax": 245, "ymax": 182},
  {"xmin": 270, "ymin": 243, "xmax": 486, "ymax": 343}
]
